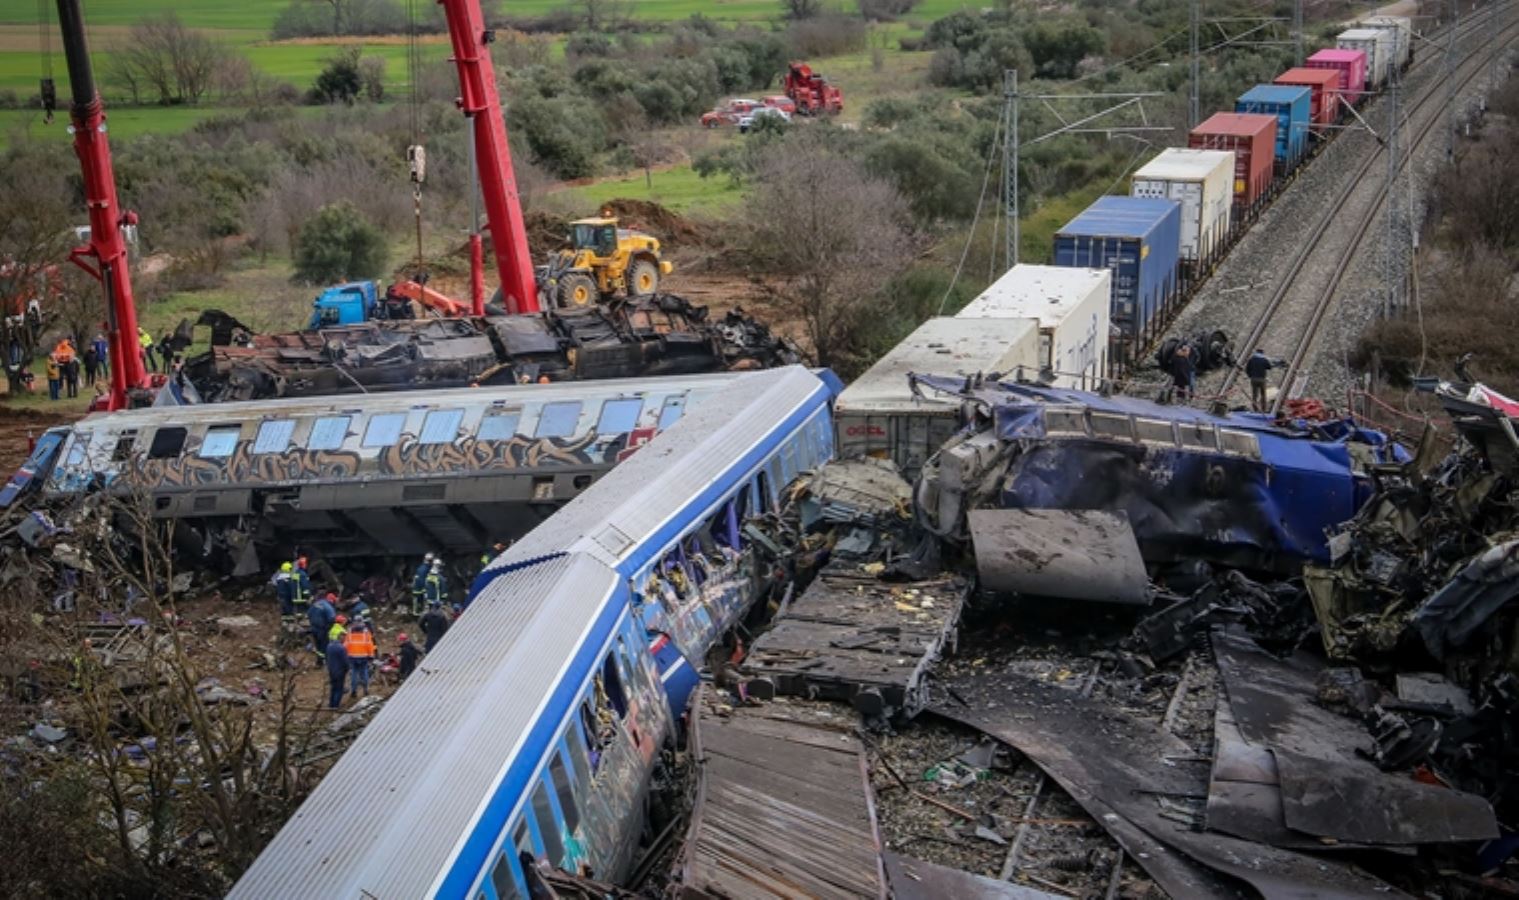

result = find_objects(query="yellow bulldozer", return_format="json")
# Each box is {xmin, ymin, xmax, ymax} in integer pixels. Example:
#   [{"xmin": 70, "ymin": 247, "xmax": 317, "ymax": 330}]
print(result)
[{"xmin": 538, "ymin": 215, "xmax": 674, "ymax": 308}]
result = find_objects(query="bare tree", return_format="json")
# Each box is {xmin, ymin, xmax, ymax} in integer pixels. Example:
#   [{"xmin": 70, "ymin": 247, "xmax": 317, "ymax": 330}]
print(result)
[
  {"xmin": 782, "ymin": 0, "xmax": 826, "ymax": 20},
  {"xmin": 742, "ymin": 133, "xmax": 915, "ymax": 369},
  {"xmin": 110, "ymin": 13, "xmax": 219, "ymax": 105},
  {"xmin": 0, "ymin": 142, "xmax": 74, "ymax": 391},
  {"xmin": 580, "ymin": 0, "xmax": 631, "ymax": 30}
]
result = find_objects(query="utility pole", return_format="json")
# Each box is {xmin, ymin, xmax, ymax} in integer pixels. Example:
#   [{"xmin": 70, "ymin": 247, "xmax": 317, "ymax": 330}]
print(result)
[
  {"xmin": 1383, "ymin": 74, "xmax": 1402, "ymax": 317},
  {"xmin": 1292, "ymin": 0, "xmax": 1304, "ymax": 64},
  {"xmin": 1190, "ymin": 0, "xmax": 1201, "ymax": 127},
  {"xmin": 1003, "ymin": 70, "xmax": 1019, "ymax": 269},
  {"xmin": 1446, "ymin": 0, "xmax": 1459, "ymax": 160}
]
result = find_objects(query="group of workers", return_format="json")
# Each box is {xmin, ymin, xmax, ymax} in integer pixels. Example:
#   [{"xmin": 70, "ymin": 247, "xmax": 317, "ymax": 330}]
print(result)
[
  {"xmin": 42, "ymin": 336, "xmax": 106, "ymax": 401},
  {"xmin": 1166, "ymin": 345, "xmax": 1284, "ymax": 413},
  {"xmin": 272, "ymin": 550, "xmax": 499, "ymax": 710}
]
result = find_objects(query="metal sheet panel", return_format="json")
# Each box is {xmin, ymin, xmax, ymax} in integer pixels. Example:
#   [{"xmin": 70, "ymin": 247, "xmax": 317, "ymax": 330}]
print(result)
[
  {"xmin": 229, "ymin": 554, "xmax": 623, "ymax": 900},
  {"xmin": 968, "ymin": 508, "xmax": 1148, "ymax": 604}
]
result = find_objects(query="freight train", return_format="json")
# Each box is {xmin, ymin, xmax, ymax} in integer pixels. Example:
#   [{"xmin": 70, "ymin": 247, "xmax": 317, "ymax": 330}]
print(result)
[
  {"xmin": 227, "ymin": 365, "xmax": 841, "ymax": 900},
  {"xmin": 1026, "ymin": 16, "xmax": 1418, "ymax": 371}
]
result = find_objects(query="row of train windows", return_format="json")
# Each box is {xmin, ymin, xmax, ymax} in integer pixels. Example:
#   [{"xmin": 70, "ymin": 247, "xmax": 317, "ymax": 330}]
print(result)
[
  {"xmin": 103, "ymin": 395, "xmax": 689, "ymax": 462},
  {"xmin": 485, "ymin": 637, "xmax": 642, "ymax": 900}
]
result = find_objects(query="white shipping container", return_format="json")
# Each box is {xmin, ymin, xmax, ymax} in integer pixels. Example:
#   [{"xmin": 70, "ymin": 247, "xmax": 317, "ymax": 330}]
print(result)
[
  {"xmin": 1129, "ymin": 148, "xmax": 1235, "ymax": 269},
  {"xmin": 956, "ymin": 264, "xmax": 1111, "ymax": 389},
  {"xmin": 835, "ymin": 316, "xmax": 1040, "ymax": 476},
  {"xmin": 1360, "ymin": 16, "xmax": 1412, "ymax": 71},
  {"xmin": 1338, "ymin": 28, "xmax": 1392, "ymax": 88}
]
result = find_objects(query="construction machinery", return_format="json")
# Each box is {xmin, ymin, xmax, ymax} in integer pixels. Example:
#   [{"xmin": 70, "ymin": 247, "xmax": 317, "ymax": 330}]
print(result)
[
  {"xmin": 539, "ymin": 215, "xmax": 673, "ymax": 307},
  {"xmin": 783, "ymin": 61, "xmax": 843, "ymax": 116}
]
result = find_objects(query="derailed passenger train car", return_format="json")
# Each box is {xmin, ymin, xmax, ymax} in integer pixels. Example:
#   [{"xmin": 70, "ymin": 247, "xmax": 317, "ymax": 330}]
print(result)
[
  {"xmin": 20, "ymin": 373, "xmax": 741, "ymax": 561},
  {"xmin": 917, "ymin": 380, "xmax": 1407, "ymax": 572},
  {"xmin": 228, "ymin": 366, "xmax": 841, "ymax": 900}
]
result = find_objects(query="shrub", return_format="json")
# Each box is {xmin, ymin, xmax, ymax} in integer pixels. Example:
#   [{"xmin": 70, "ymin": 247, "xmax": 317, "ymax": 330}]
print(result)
[
  {"xmin": 858, "ymin": 0, "xmax": 920, "ymax": 21},
  {"xmin": 309, "ymin": 49, "xmax": 364, "ymax": 105},
  {"xmin": 292, "ymin": 201, "xmax": 389, "ymax": 284},
  {"xmin": 787, "ymin": 15, "xmax": 868, "ymax": 58},
  {"xmin": 507, "ymin": 93, "xmax": 609, "ymax": 179}
]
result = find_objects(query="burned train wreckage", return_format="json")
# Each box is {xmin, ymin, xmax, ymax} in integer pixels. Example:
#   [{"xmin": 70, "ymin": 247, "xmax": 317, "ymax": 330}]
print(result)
[{"xmin": 185, "ymin": 294, "xmax": 798, "ymax": 402}]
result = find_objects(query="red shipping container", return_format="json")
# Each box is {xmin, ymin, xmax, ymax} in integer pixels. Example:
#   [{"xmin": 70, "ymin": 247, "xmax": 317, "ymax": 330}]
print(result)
[
  {"xmin": 1188, "ymin": 112, "xmax": 1277, "ymax": 215},
  {"xmin": 1306, "ymin": 49, "xmax": 1368, "ymax": 102},
  {"xmin": 1275, "ymin": 67, "xmax": 1343, "ymax": 128}
]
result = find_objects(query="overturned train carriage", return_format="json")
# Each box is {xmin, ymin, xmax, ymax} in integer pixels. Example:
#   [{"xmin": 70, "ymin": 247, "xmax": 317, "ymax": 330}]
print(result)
[
  {"xmin": 28, "ymin": 373, "xmax": 745, "ymax": 562},
  {"xmin": 229, "ymin": 366, "xmax": 840, "ymax": 900},
  {"xmin": 187, "ymin": 294, "xmax": 799, "ymax": 403},
  {"xmin": 917, "ymin": 380, "xmax": 1408, "ymax": 572}
]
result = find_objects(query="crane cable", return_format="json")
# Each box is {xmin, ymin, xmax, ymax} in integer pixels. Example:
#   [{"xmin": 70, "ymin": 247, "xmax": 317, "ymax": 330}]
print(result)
[
  {"xmin": 406, "ymin": 0, "xmax": 426, "ymax": 272},
  {"xmin": 37, "ymin": 0, "xmax": 55, "ymax": 123}
]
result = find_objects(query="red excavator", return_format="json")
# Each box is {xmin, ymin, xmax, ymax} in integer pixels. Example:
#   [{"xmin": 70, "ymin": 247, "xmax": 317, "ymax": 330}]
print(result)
[{"xmin": 784, "ymin": 61, "xmax": 844, "ymax": 116}]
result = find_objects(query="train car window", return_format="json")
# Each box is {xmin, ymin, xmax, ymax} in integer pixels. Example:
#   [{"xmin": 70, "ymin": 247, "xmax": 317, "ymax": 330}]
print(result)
[
  {"xmin": 253, "ymin": 419, "xmax": 295, "ymax": 454},
  {"xmin": 1089, "ymin": 413, "xmax": 1133, "ymax": 441},
  {"xmin": 478, "ymin": 412, "xmax": 521, "ymax": 441},
  {"xmin": 148, "ymin": 427, "xmax": 187, "ymax": 459},
  {"xmin": 63, "ymin": 433, "xmax": 90, "ymax": 468},
  {"xmin": 578, "ymin": 700, "xmax": 604, "ymax": 773},
  {"xmin": 490, "ymin": 852, "xmax": 523, "ymax": 900},
  {"xmin": 601, "ymin": 655, "xmax": 628, "ymax": 718},
  {"xmin": 111, "ymin": 431, "xmax": 137, "ymax": 462},
  {"xmin": 549, "ymin": 752, "xmax": 581, "ymax": 832},
  {"xmin": 756, "ymin": 471, "xmax": 772, "ymax": 513},
  {"xmin": 658, "ymin": 395, "xmax": 686, "ymax": 430},
  {"xmin": 308, "ymin": 416, "xmax": 350, "ymax": 451},
  {"xmin": 198, "ymin": 427, "xmax": 239, "ymax": 459},
  {"xmin": 1134, "ymin": 418, "xmax": 1176, "ymax": 446},
  {"xmin": 420, "ymin": 409, "xmax": 465, "ymax": 445},
  {"xmin": 530, "ymin": 782, "xmax": 565, "ymax": 865},
  {"xmin": 513, "ymin": 818, "xmax": 535, "ymax": 859},
  {"xmin": 535, "ymin": 402, "xmax": 582, "ymax": 439},
  {"xmin": 362, "ymin": 413, "xmax": 408, "ymax": 448},
  {"xmin": 565, "ymin": 717, "xmax": 593, "ymax": 788},
  {"xmin": 596, "ymin": 398, "xmax": 643, "ymax": 434}
]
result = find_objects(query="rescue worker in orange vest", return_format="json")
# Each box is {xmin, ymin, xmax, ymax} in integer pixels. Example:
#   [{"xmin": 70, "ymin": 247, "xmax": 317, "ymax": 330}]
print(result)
[{"xmin": 343, "ymin": 618, "xmax": 377, "ymax": 698}]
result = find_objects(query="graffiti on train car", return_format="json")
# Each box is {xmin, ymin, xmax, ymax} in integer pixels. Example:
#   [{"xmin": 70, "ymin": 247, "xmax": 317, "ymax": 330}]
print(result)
[{"xmin": 118, "ymin": 429, "xmax": 623, "ymax": 489}]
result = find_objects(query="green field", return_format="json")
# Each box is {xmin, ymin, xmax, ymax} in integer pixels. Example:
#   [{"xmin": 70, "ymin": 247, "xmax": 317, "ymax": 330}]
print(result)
[{"xmin": 561, "ymin": 163, "xmax": 743, "ymax": 214}]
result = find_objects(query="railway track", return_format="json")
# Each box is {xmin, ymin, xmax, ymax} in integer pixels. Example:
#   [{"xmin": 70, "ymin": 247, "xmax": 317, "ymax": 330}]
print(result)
[{"xmin": 1214, "ymin": 1, "xmax": 1518, "ymax": 408}]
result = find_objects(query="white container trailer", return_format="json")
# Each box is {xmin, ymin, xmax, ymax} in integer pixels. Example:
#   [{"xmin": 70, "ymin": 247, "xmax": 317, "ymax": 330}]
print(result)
[
  {"xmin": 1338, "ymin": 28, "xmax": 1392, "ymax": 88},
  {"xmin": 956, "ymin": 264, "xmax": 1111, "ymax": 389},
  {"xmin": 1129, "ymin": 148, "xmax": 1235, "ymax": 272},
  {"xmin": 1360, "ymin": 16, "xmax": 1413, "ymax": 71},
  {"xmin": 834, "ymin": 316, "xmax": 1040, "ymax": 476}
]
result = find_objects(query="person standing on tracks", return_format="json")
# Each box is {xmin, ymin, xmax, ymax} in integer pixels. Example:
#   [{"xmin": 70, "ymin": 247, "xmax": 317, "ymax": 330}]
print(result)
[
  {"xmin": 1244, "ymin": 348, "xmax": 1283, "ymax": 413},
  {"xmin": 1170, "ymin": 342, "xmax": 1197, "ymax": 403},
  {"xmin": 411, "ymin": 552, "xmax": 434, "ymax": 617},
  {"xmin": 344, "ymin": 618, "xmax": 376, "ymax": 698},
  {"xmin": 419, "ymin": 601, "xmax": 450, "ymax": 653},
  {"xmin": 397, "ymin": 632, "xmax": 420, "ymax": 679},
  {"xmin": 324, "ymin": 632, "xmax": 350, "ymax": 710}
]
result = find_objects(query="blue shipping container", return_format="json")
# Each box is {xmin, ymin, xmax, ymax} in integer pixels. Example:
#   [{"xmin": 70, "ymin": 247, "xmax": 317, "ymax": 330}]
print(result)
[
  {"xmin": 1235, "ymin": 84, "xmax": 1312, "ymax": 172},
  {"xmin": 1053, "ymin": 196, "xmax": 1182, "ymax": 348}
]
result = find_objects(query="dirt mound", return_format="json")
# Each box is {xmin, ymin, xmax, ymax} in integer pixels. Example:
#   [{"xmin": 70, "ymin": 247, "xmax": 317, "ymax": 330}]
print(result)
[
  {"xmin": 601, "ymin": 199, "xmax": 705, "ymax": 249},
  {"xmin": 0, "ymin": 407, "xmax": 73, "ymax": 473}
]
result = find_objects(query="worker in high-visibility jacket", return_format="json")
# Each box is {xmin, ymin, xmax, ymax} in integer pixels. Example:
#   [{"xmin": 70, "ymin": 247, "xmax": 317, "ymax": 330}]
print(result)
[
  {"xmin": 328, "ymin": 613, "xmax": 348, "ymax": 645},
  {"xmin": 343, "ymin": 619, "xmax": 376, "ymax": 698},
  {"xmin": 292, "ymin": 557, "xmax": 313, "ymax": 615},
  {"xmin": 411, "ymin": 552, "xmax": 434, "ymax": 616},
  {"xmin": 424, "ymin": 562, "xmax": 447, "ymax": 610},
  {"xmin": 272, "ymin": 561, "xmax": 295, "ymax": 620}
]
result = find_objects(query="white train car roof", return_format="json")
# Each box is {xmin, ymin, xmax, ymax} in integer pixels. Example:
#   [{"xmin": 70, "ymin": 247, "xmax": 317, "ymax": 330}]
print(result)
[
  {"xmin": 229, "ymin": 553, "xmax": 621, "ymax": 899},
  {"xmin": 492, "ymin": 365, "xmax": 836, "ymax": 579}
]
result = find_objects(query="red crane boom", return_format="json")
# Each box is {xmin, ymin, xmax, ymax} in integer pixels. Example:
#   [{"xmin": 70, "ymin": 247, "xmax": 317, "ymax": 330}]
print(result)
[
  {"xmin": 437, "ymin": 0, "xmax": 540, "ymax": 314},
  {"xmin": 55, "ymin": 0, "xmax": 151, "ymax": 410}
]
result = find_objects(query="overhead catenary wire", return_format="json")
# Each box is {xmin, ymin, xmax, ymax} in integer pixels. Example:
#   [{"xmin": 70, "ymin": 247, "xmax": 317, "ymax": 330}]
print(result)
[{"xmin": 936, "ymin": 109, "xmax": 1004, "ymax": 316}]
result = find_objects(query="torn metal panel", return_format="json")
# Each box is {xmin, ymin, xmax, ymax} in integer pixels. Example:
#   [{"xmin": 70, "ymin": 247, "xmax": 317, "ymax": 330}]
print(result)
[
  {"xmin": 934, "ymin": 669, "xmax": 1404, "ymax": 900},
  {"xmin": 740, "ymin": 566, "xmax": 967, "ymax": 718},
  {"xmin": 1395, "ymin": 673, "xmax": 1476, "ymax": 716},
  {"xmin": 968, "ymin": 508, "xmax": 1148, "ymax": 604},
  {"xmin": 677, "ymin": 689, "xmax": 887, "ymax": 900},
  {"xmin": 1212, "ymin": 629, "xmax": 1499, "ymax": 845},
  {"xmin": 1413, "ymin": 539, "xmax": 1519, "ymax": 660},
  {"xmin": 883, "ymin": 853, "xmax": 1063, "ymax": 900}
]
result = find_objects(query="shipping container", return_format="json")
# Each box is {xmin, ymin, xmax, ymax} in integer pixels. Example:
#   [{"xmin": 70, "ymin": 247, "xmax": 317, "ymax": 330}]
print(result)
[
  {"xmin": 1129, "ymin": 148, "xmax": 1234, "ymax": 273},
  {"xmin": 1338, "ymin": 27, "xmax": 1392, "ymax": 88},
  {"xmin": 1053, "ymin": 196, "xmax": 1182, "ymax": 362},
  {"xmin": 834, "ymin": 316, "xmax": 1040, "ymax": 476},
  {"xmin": 1361, "ymin": 16, "xmax": 1413, "ymax": 70},
  {"xmin": 1189, "ymin": 112, "xmax": 1277, "ymax": 218},
  {"xmin": 1306, "ymin": 48, "xmax": 1368, "ymax": 102},
  {"xmin": 1275, "ymin": 67, "xmax": 1343, "ymax": 129},
  {"xmin": 1236, "ymin": 84, "xmax": 1312, "ymax": 172},
  {"xmin": 956, "ymin": 264, "xmax": 1112, "ymax": 389}
]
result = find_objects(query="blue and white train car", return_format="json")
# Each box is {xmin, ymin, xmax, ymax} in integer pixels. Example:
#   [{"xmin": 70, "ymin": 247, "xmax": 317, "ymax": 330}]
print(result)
[{"xmin": 228, "ymin": 365, "xmax": 840, "ymax": 900}]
